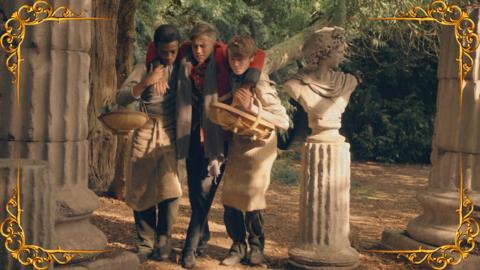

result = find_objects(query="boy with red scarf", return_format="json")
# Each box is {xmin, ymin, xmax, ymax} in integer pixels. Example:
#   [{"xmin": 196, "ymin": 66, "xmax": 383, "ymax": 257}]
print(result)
[{"xmin": 147, "ymin": 22, "xmax": 265, "ymax": 268}]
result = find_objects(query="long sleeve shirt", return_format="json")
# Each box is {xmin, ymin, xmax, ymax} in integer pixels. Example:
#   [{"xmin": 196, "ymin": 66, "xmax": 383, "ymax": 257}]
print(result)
[{"xmin": 116, "ymin": 62, "xmax": 178, "ymax": 143}]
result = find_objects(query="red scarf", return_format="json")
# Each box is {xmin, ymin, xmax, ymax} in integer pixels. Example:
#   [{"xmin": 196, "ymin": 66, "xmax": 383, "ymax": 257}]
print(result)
[{"xmin": 146, "ymin": 41, "xmax": 266, "ymax": 97}]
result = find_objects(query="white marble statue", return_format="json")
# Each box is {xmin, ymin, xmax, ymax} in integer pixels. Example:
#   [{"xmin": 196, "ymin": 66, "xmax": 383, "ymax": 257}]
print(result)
[
  {"xmin": 285, "ymin": 26, "xmax": 360, "ymax": 270},
  {"xmin": 284, "ymin": 26, "xmax": 359, "ymax": 143}
]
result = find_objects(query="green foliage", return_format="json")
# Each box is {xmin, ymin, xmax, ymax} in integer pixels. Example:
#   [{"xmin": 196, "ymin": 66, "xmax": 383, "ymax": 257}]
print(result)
[
  {"xmin": 341, "ymin": 36, "xmax": 437, "ymax": 164},
  {"xmin": 336, "ymin": 0, "xmax": 440, "ymax": 164},
  {"xmin": 134, "ymin": 0, "xmax": 444, "ymax": 164},
  {"xmin": 322, "ymin": 0, "xmax": 347, "ymax": 26},
  {"xmin": 134, "ymin": 0, "xmax": 170, "ymax": 62},
  {"xmin": 134, "ymin": 0, "xmax": 316, "ymax": 62}
]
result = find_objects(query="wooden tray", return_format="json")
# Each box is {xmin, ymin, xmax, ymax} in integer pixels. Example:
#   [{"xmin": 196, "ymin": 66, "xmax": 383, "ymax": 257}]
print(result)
[{"xmin": 98, "ymin": 111, "xmax": 149, "ymax": 134}]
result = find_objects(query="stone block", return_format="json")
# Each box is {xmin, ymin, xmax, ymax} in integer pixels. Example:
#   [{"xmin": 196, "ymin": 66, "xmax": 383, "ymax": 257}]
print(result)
[
  {"xmin": 0, "ymin": 50, "xmax": 90, "ymax": 142},
  {"xmin": 0, "ymin": 141, "xmax": 89, "ymax": 188},
  {"xmin": 0, "ymin": 159, "xmax": 55, "ymax": 270},
  {"xmin": 1, "ymin": 1, "xmax": 92, "ymax": 52},
  {"xmin": 428, "ymin": 150, "xmax": 480, "ymax": 193},
  {"xmin": 56, "ymin": 251, "xmax": 139, "ymax": 270}
]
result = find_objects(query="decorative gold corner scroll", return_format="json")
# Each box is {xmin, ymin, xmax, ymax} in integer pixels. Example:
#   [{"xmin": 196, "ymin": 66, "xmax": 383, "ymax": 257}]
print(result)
[
  {"xmin": 368, "ymin": 1, "xmax": 480, "ymax": 270},
  {"xmin": 0, "ymin": 1, "xmax": 110, "ymax": 270},
  {"xmin": 1, "ymin": 163, "xmax": 108, "ymax": 270},
  {"xmin": 1, "ymin": 0, "xmax": 108, "ymax": 107}
]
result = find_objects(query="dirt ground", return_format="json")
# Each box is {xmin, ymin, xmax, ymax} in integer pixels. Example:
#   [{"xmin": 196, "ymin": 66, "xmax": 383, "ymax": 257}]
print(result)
[{"xmin": 92, "ymin": 149, "xmax": 431, "ymax": 270}]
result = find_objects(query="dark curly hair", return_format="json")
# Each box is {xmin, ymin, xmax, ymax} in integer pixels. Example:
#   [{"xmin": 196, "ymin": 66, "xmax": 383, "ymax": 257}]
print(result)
[{"xmin": 303, "ymin": 26, "xmax": 346, "ymax": 68}]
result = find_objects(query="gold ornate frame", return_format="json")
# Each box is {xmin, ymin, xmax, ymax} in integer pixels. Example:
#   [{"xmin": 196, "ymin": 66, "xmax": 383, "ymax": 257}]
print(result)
[
  {"xmin": 0, "ymin": 1, "xmax": 109, "ymax": 269},
  {"xmin": 1, "ymin": 1, "xmax": 479, "ymax": 270},
  {"xmin": 369, "ymin": 1, "xmax": 480, "ymax": 269}
]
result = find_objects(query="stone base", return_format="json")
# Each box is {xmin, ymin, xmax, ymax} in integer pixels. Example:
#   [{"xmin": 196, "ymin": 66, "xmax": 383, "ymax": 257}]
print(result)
[
  {"xmin": 407, "ymin": 191, "xmax": 467, "ymax": 247},
  {"xmin": 288, "ymin": 260, "xmax": 358, "ymax": 270},
  {"xmin": 381, "ymin": 230, "xmax": 480, "ymax": 270},
  {"xmin": 288, "ymin": 246, "xmax": 359, "ymax": 270},
  {"xmin": 55, "ymin": 250, "xmax": 139, "ymax": 270}
]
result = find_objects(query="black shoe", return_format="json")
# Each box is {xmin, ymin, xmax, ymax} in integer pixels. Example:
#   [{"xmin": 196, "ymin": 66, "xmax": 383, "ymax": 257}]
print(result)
[
  {"xmin": 181, "ymin": 250, "xmax": 196, "ymax": 269},
  {"xmin": 221, "ymin": 243, "xmax": 246, "ymax": 266},
  {"xmin": 152, "ymin": 236, "xmax": 172, "ymax": 261},
  {"xmin": 136, "ymin": 249, "xmax": 152, "ymax": 263},
  {"xmin": 221, "ymin": 251, "xmax": 244, "ymax": 266},
  {"xmin": 249, "ymin": 247, "xmax": 265, "ymax": 265},
  {"xmin": 196, "ymin": 240, "xmax": 208, "ymax": 257}
]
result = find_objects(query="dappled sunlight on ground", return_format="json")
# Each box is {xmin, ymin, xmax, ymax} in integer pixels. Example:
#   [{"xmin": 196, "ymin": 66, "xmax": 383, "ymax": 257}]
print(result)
[{"xmin": 92, "ymin": 156, "xmax": 430, "ymax": 269}]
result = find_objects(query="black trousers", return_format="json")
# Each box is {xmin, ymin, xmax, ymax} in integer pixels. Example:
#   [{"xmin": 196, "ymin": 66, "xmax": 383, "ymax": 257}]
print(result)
[
  {"xmin": 183, "ymin": 127, "xmax": 225, "ymax": 254},
  {"xmin": 133, "ymin": 197, "xmax": 179, "ymax": 252},
  {"xmin": 224, "ymin": 205, "xmax": 265, "ymax": 254}
]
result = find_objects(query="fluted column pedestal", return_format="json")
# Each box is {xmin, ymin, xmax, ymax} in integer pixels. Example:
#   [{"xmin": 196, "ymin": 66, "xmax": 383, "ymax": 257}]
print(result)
[
  {"xmin": 0, "ymin": 159, "xmax": 55, "ymax": 270},
  {"xmin": 289, "ymin": 142, "xmax": 359, "ymax": 270},
  {"xmin": 381, "ymin": 10, "xmax": 480, "ymax": 270}
]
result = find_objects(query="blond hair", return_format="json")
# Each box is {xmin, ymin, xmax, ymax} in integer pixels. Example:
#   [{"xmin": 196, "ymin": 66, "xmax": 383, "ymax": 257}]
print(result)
[{"xmin": 190, "ymin": 21, "xmax": 217, "ymax": 41}]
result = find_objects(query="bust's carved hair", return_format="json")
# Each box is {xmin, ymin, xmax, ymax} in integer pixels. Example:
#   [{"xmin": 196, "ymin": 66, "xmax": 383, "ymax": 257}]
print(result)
[
  {"xmin": 303, "ymin": 26, "xmax": 346, "ymax": 67},
  {"xmin": 190, "ymin": 21, "xmax": 217, "ymax": 41},
  {"xmin": 227, "ymin": 35, "xmax": 257, "ymax": 59}
]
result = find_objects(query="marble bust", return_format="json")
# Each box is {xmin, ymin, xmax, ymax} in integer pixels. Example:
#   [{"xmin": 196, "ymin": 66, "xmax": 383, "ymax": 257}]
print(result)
[{"xmin": 284, "ymin": 26, "xmax": 359, "ymax": 143}]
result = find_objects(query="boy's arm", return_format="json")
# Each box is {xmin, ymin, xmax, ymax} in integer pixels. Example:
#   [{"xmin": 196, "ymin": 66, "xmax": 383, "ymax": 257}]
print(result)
[
  {"xmin": 234, "ymin": 75, "xmax": 290, "ymax": 131},
  {"xmin": 243, "ymin": 49, "xmax": 266, "ymax": 85},
  {"xmin": 251, "ymin": 100, "xmax": 290, "ymax": 131},
  {"xmin": 116, "ymin": 64, "xmax": 147, "ymax": 106},
  {"xmin": 117, "ymin": 64, "xmax": 167, "ymax": 106}
]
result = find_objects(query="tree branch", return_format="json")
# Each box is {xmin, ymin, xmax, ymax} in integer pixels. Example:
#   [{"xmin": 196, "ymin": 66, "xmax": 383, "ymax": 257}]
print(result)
[{"xmin": 264, "ymin": 19, "xmax": 327, "ymax": 74}]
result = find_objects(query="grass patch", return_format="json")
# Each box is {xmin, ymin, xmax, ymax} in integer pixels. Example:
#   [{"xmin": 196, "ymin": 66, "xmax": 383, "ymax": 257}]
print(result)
[
  {"xmin": 272, "ymin": 150, "xmax": 301, "ymax": 186},
  {"xmin": 351, "ymin": 179, "xmax": 375, "ymax": 200}
]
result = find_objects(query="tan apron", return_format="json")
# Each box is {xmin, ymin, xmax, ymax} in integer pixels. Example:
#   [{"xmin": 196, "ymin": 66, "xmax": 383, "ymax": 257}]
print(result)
[
  {"xmin": 125, "ymin": 116, "xmax": 182, "ymax": 211},
  {"xmin": 221, "ymin": 131, "xmax": 277, "ymax": 212}
]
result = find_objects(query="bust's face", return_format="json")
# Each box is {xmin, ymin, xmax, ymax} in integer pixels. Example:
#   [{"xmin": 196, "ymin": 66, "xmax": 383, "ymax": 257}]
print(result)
[
  {"xmin": 305, "ymin": 43, "xmax": 346, "ymax": 70},
  {"xmin": 325, "ymin": 44, "xmax": 345, "ymax": 69},
  {"xmin": 303, "ymin": 29, "xmax": 346, "ymax": 70},
  {"xmin": 318, "ymin": 44, "xmax": 345, "ymax": 69}
]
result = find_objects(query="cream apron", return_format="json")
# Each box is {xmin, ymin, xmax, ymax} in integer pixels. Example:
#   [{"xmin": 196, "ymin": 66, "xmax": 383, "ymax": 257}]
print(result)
[
  {"xmin": 126, "ymin": 116, "xmax": 182, "ymax": 211},
  {"xmin": 221, "ymin": 131, "xmax": 277, "ymax": 212}
]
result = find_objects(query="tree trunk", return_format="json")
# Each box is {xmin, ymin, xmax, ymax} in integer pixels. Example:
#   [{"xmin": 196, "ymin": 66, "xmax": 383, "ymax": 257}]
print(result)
[
  {"xmin": 116, "ymin": 0, "xmax": 140, "ymax": 85},
  {"xmin": 109, "ymin": 0, "xmax": 140, "ymax": 199},
  {"xmin": 88, "ymin": 0, "xmax": 120, "ymax": 193},
  {"xmin": 264, "ymin": 19, "xmax": 327, "ymax": 74}
]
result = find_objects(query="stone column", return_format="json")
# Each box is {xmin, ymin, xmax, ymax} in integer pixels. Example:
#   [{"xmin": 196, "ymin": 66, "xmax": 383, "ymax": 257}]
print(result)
[
  {"xmin": 0, "ymin": 1, "xmax": 138, "ymax": 269},
  {"xmin": 0, "ymin": 159, "xmax": 55, "ymax": 270},
  {"xmin": 285, "ymin": 27, "xmax": 359, "ymax": 270},
  {"xmin": 289, "ymin": 142, "xmax": 359, "ymax": 270},
  {"xmin": 381, "ymin": 9, "xmax": 480, "ymax": 270},
  {"xmin": 406, "ymin": 23, "xmax": 480, "ymax": 246}
]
